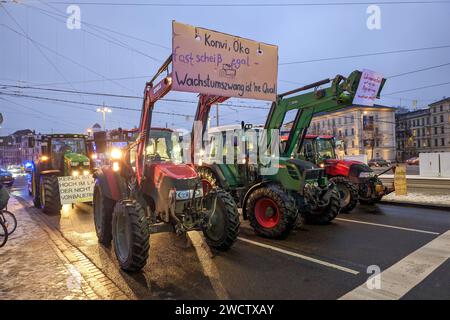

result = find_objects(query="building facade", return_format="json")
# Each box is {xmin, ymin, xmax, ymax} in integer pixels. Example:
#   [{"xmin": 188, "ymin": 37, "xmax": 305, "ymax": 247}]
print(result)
[
  {"xmin": 395, "ymin": 97, "xmax": 450, "ymax": 161},
  {"xmin": 0, "ymin": 129, "xmax": 35, "ymax": 166},
  {"xmin": 307, "ymin": 104, "xmax": 397, "ymax": 161}
]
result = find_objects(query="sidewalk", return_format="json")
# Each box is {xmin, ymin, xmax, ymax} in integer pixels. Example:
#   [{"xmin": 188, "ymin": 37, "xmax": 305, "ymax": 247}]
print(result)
[
  {"xmin": 0, "ymin": 197, "xmax": 128, "ymax": 300},
  {"xmin": 381, "ymin": 191, "xmax": 450, "ymax": 208}
]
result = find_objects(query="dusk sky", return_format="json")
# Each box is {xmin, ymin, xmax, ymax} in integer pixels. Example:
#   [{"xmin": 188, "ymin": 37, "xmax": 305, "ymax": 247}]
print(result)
[{"xmin": 1, "ymin": 0, "xmax": 449, "ymax": 135}]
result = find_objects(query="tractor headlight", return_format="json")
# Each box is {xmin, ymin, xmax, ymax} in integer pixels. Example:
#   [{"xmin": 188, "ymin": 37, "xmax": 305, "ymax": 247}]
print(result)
[
  {"xmin": 112, "ymin": 161, "xmax": 120, "ymax": 172},
  {"xmin": 83, "ymin": 161, "xmax": 90, "ymax": 166},
  {"xmin": 71, "ymin": 161, "xmax": 79, "ymax": 166},
  {"xmin": 359, "ymin": 171, "xmax": 375, "ymax": 178},
  {"xmin": 72, "ymin": 170, "xmax": 79, "ymax": 177},
  {"xmin": 83, "ymin": 170, "xmax": 90, "ymax": 176},
  {"xmin": 111, "ymin": 148, "xmax": 122, "ymax": 160}
]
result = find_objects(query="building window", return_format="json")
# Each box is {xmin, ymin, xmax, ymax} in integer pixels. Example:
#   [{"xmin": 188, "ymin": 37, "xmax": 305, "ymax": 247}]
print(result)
[
  {"xmin": 442, "ymin": 138, "xmax": 445, "ymax": 146},
  {"xmin": 435, "ymin": 139, "xmax": 438, "ymax": 147},
  {"xmin": 421, "ymin": 118, "xmax": 424, "ymax": 126},
  {"xmin": 422, "ymin": 128, "xmax": 425, "ymax": 136},
  {"xmin": 440, "ymin": 105, "xmax": 443, "ymax": 112},
  {"xmin": 338, "ymin": 118, "xmax": 341, "ymax": 125},
  {"xmin": 434, "ymin": 116, "xmax": 437, "ymax": 124},
  {"xmin": 338, "ymin": 130, "xmax": 342, "ymax": 137},
  {"xmin": 434, "ymin": 127, "xmax": 438, "ymax": 135},
  {"xmin": 428, "ymin": 139, "xmax": 431, "ymax": 147},
  {"xmin": 427, "ymin": 117, "xmax": 430, "ymax": 125},
  {"xmin": 351, "ymin": 140, "xmax": 355, "ymax": 148},
  {"xmin": 351, "ymin": 128, "xmax": 355, "ymax": 135},
  {"xmin": 413, "ymin": 120, "xmax": 416, "ymax": 127},
  {"xmin": 417, "ymin": 140, "xmax": 421, "ymax": 148},
  {"xmin": 345, "ymin": 129, "xmax": 348, "ymax": 136},
  {"xmin": 433, "ymin": 107, "xmax": 437, "ymax": 113},
  {"xmin": 440, "ymin": 115, "xmax": 444, "ymax": 122},
  {"xmin": 442, "ymin": 127, "xmax": 445, "ymax": 134}
]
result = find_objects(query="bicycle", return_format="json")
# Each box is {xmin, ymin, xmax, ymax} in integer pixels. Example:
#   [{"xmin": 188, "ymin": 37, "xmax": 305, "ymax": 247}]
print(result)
[
  {"xmin": 0, "ymin": 219, "xmax": 7, "ymax": 248},
  {"xmin": 0, "ymin": 207, "xmax": 17, "ymax": 236}
]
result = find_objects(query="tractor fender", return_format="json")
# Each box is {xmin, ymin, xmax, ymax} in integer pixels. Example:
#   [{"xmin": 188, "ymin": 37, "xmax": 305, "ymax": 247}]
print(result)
[
  {"xmin": 93, "ymin": 167, "xmax": 126, "ymax": 201},
  {"xmin": 241, "ymin": 180, "xmax": 273, "ymax": 220}
]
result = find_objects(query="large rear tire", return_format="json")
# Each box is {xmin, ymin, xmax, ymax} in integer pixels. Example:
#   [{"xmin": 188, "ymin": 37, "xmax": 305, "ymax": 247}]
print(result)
[
  {"xmin": 246, "ymin": 184, "xmax": 297, "ymax": 239},
  {"xmin": 203, "ymin": 188, "xmax": 240, "ymax": 251},
  {"xmin": 304, "ymin": 188, "xmax": 340, "ymax": 225},
  {"xmin": 40, "ymin": 175, "xmax": 62, "ymax": 214},
  {"xmin": 93, "ymin": 183, "xmax": 116, "ymax": 245},
  {"xmin": 330, "ymin": 177, "xmax": 358, "ymax": 213},
  {"xmin": 198, "ymin": 167, "xmax": 218, "ymax": 194},
  {"xmin": 112, "ymin": 201, "xmax": 150, "ymax": 272}
]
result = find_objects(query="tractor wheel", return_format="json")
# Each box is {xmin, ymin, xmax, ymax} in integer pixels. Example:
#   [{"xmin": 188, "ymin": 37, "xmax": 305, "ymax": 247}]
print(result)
[
  {"xmin": 93, "ymin": 183, "xmax": 115, "ymax": 245},
  {"xmin": 246, "ymin": 184, "xmax": 297, "ymax": 239},
  {"xmin": 330, "ymin": 177, "xmax": 358, "ymax": 213},
  {"xmin": 197, "ymin": 167, "xmax": 218, "ymax": 195},
  {"xmin": 304, "ymin": 188, "xmax": 340, "ymax": 225},
  {"xmin": 112, "ymin": 201, "xmax": 150, "ymax": 272},
  {"xmin": 32, "ymin": 172, "xmax": 41, "ymax": 208},
  {"xmin": 203, "ymin": 188, "xmax": 240, "ymax": 251},
  {"xmin": 40, "ymin": 175, "xmax": 62, "ymax": 214}
]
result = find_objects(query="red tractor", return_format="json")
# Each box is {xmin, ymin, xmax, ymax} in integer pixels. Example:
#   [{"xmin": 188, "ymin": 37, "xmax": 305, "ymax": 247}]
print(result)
[
  {"xmin": 299, "ymin": 134, "xmax": 394, "ymax": 212},
  {"xmin": 92, "ymin": 56, "xmax": 240, "ymax": 272}
]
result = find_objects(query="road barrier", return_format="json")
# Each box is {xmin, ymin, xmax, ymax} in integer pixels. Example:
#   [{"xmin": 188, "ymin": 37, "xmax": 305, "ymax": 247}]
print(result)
[{"xmin": 380, "ymin": 175, "xmax": 450, "ymax": 190}]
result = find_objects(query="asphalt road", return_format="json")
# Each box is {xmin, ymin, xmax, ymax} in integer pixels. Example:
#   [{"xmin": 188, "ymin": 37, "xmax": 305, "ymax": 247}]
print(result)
[{"xmin": 9, "ymin": 175, "xmax": 450, "ymax": 300}]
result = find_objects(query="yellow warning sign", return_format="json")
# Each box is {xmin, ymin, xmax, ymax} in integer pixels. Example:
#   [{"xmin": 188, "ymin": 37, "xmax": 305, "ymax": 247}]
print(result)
[{"xmin": 394, "ymin": 165, "xmax": 407, "ymax": 196}]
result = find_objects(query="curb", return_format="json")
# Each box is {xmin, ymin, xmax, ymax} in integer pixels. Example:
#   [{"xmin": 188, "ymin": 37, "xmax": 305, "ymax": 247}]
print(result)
[{"xmin": 379, "ymin": 200, "xmax": 450, "ymax": 211}]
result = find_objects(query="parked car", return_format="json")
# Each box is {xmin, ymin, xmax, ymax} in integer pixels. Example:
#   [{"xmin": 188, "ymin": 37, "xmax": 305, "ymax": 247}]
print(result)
[
  {"xmin": 368, "ymin": 158, "xmax": 390, "ymax": 167},
  {"xmin": 406, "ymin": 156, "xmax": 420, "ymax": 165},
  {"xmin": 0, "ymin": 168, "xmax": 14, "ymax": 187}
]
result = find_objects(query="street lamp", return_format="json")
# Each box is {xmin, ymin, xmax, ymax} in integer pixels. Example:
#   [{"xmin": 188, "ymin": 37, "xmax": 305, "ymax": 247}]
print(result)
[{"xmin": 96, "ymin": 106, "xmax": 112, "ymax": 130}]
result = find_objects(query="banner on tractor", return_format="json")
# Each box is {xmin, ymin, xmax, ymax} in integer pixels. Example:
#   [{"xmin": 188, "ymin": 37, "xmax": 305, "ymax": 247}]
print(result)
[
  {"xmin": 58, "ymin": 175, "xmax": 94, "ymax": 205},
  {"xmin": 353, "ymin": 69, "xmax": 383, "ymax": 107},
  {"xmin": 172, "ymin": 21, "xmax": 278, "ymax": 101}
]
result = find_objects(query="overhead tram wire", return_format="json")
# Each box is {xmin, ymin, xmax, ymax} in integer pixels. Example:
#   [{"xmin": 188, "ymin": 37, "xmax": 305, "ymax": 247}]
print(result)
[
  {"xmin": 10, "ymin": 1, "xmax": 450, "ymax": 7},
  {"xmin": 0, "ymin": 24, "xmax": 136, "ymax": 94}
]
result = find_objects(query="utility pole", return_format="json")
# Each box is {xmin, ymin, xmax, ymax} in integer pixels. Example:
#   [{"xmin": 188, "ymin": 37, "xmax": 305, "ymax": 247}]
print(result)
[{"xmin": 97, "ymin": 104, "xmax": 112, "ymax": 130}]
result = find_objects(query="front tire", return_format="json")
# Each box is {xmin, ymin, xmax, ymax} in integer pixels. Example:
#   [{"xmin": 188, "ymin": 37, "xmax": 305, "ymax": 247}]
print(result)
[
  {"xmin": 112, "ymin": 201, "xmax": 150, "ymax": 272},
  {"xmin": 40, "ymin": 175, "xmax": 62, "ymax": 214},
  {"xmin": 93, "ymin": 183, "xmax": 116, "ymax": 245},
  {"xmin": 304, "ymin": 188, "xmax": 340, "ymax": 225},
  {"xmin": 203, "ymin": 188, "xmax": 240, "ymax": 251},
  {"xmin": 246, "ymin": 184, "xmax": 297, "ymax": 239},
  {"xmin": 198, "ymin": 167, "xmax": 218, "ymax": 194},
  {"xmin": 330, "ymin": 177, "xmax": 358, "ymax": 213}
]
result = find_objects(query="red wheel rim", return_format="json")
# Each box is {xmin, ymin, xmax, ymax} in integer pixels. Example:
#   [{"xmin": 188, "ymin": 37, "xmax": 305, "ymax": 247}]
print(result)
[
  {"xmin": 202, "ymin": 179, "xmax": 213, "ymax": 194},
  {"xmin": 254, "ymin": 198, "xmax": 280, "ymax": 229}
]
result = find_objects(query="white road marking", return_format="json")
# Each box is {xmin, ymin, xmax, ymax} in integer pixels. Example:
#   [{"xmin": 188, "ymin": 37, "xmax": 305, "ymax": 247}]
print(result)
[
  {"xmin": 187, "ymin": 231, "xmax": 230, "ymax": 299},
  {"xmin": 336, "ymin": 218, "xmax": 440, "ymax": 235},
  {"xmin": 237, "ymin": 237, "xmax": 360, "ymax": 275},
  {"xmin": 340, "ymin": 230, "xmax": 450, "ymax": 300}
]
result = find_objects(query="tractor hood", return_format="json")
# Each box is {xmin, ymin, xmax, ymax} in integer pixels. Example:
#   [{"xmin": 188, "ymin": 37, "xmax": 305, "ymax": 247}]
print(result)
[
  {"xmin": 150, "ymin": 162, "xmax": 198, "ymax": 188},
  {"xmin": 64, "ymin": 152, "xmax": 90, "ymax": 163},
  {"xmin": 324, "ymin": 158, "xmax": 365, "ymax": 168}
]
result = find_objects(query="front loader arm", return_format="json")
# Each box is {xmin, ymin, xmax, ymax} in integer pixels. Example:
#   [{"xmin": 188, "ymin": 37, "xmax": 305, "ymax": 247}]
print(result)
[{"xmin": 265, "ymin": 70, "xmax": 385, "ymax": 158}]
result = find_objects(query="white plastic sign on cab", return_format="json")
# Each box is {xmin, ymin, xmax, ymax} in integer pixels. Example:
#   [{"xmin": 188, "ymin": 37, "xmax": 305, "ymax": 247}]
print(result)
[
  {"xmin": 58, "ymin": 175, "xmax": 94, "ymax": 205},
  {"xmin": 172, "ymin": 21, "xmax": 278, "ymax": 101}
]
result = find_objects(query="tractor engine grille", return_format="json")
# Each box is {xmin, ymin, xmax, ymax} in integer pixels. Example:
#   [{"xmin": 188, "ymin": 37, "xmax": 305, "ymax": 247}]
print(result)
[
  {"xmin": 304, "ymin": 168, "xmax": 324, "ymax": 180},
  {"xmin": 286, "ymin": 164, "xmax": 300, "ymax": 180}
]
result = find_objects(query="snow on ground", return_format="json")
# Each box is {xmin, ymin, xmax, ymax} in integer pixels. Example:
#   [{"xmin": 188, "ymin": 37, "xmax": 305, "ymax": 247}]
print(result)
[{"xmin": 383, "ymin": 192, "xmax": 450, "ymax": 207}]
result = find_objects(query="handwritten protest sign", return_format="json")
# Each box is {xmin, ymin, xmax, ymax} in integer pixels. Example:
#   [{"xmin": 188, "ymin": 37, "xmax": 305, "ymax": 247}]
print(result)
[
  {"xmin": 172, "ymin": 21, "xmax": 278, "ymax": 101},
  {"xmin": 58, "ymin": 175, "xmax": 94, "ymax": 205},
  {"xmin": 353, "ymin": 69, "xmax": 384, "ymax": 107}
]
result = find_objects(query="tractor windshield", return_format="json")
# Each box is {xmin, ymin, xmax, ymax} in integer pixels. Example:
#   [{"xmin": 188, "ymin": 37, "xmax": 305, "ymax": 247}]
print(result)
[
  {"xmin": 315, "ymin": 138, "xmax": 336, "ymax": 160},
  {"xmin": 51, "ymin": 138, "xmax": 86, "ymax": 155},
  {"xmin": 145, "ymin": 130, "xmax": 181, "ymax": 163}
]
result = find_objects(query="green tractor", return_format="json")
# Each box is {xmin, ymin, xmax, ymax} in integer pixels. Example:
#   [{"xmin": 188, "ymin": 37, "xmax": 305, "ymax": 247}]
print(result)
[
  {"xmin": 196, "ymin": 71, "xmax": 383, "ymax": 238},
  {"xmin": 29, "ymin": 134, "xmax": 94, "ymax": 214}
]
